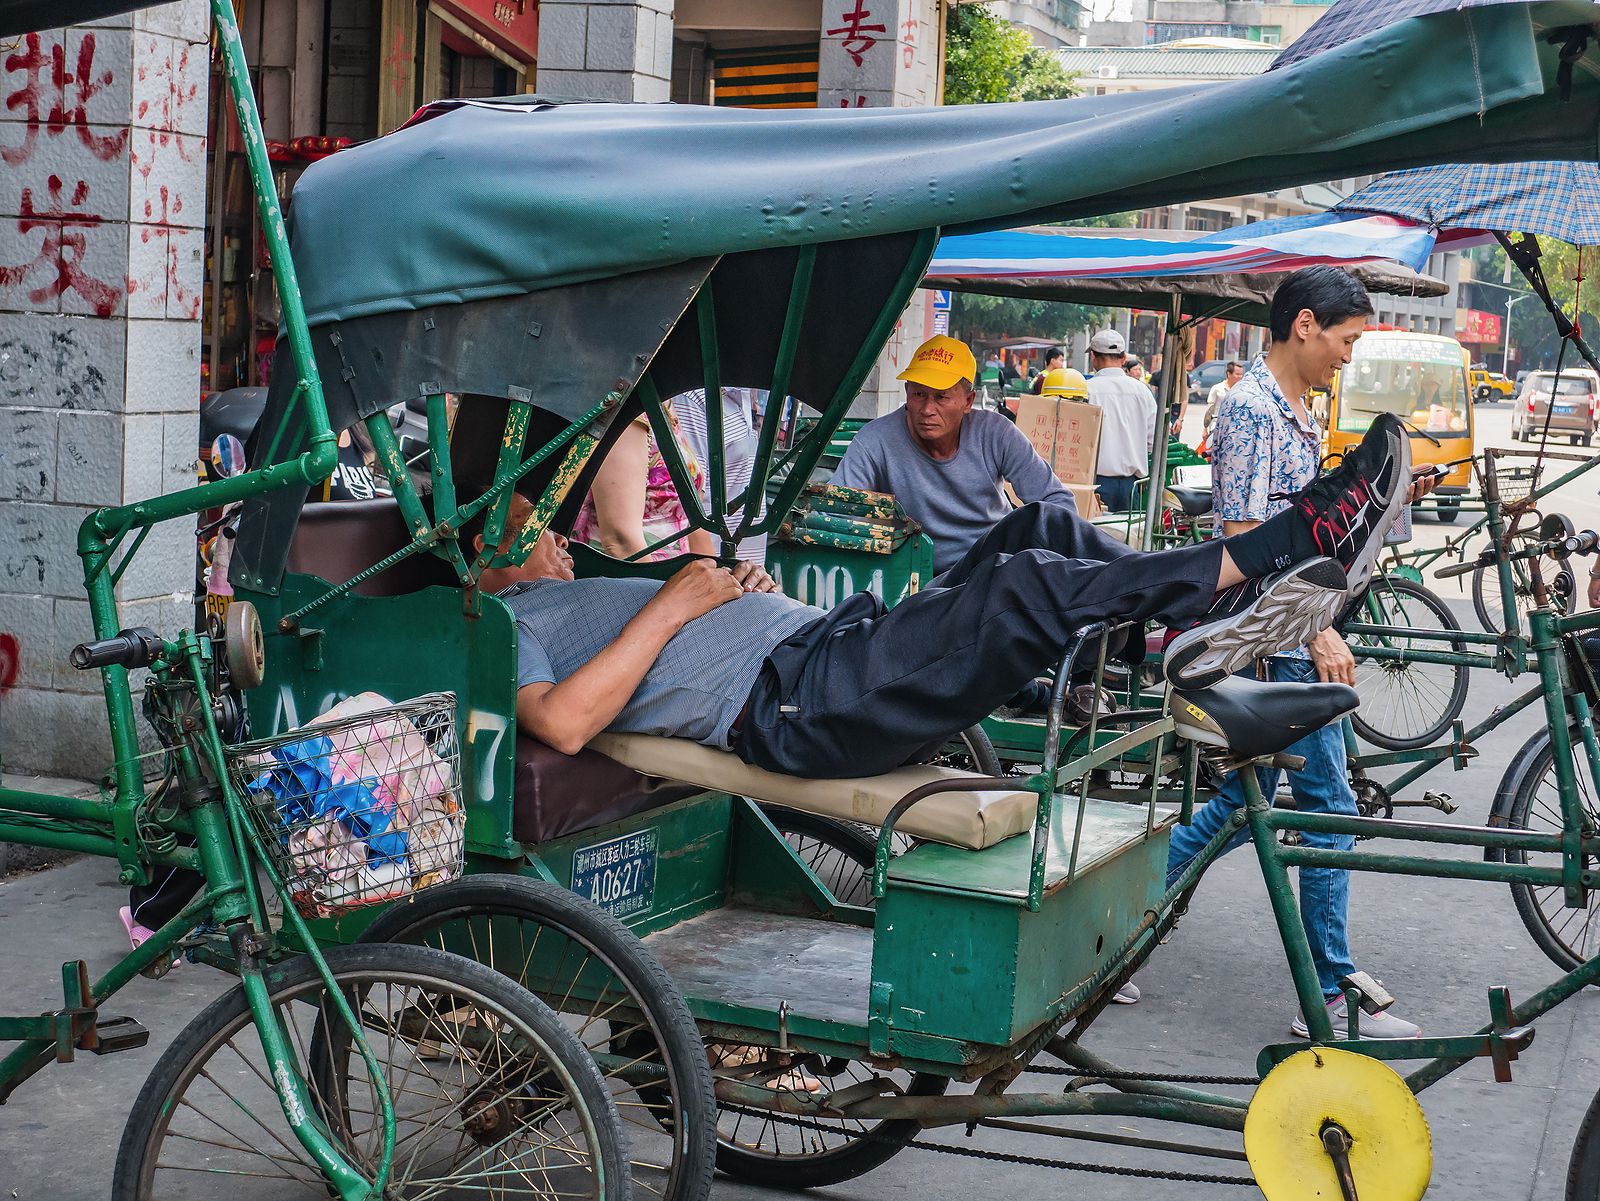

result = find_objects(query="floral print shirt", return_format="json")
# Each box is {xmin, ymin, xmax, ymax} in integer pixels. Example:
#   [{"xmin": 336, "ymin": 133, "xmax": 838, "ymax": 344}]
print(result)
[{"xmin": 1210, "ymin": 355, "xmax": 1323, "ymax": 659}]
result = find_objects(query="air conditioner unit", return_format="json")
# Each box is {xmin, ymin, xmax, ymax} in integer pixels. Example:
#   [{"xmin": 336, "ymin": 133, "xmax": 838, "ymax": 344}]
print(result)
[{"xmin": 1096, "ymin": 64, "xmax": 1118, "ymax": 78}]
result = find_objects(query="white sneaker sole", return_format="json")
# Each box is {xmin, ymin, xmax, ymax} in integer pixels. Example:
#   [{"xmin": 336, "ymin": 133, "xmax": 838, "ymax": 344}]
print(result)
[{"xmin": 1164, "ymin": 560, "xmax": 1347, "ymax": 689}]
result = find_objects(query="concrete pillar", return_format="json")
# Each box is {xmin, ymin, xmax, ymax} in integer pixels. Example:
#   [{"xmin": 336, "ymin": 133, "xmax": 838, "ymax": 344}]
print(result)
[
  {"xmin": 821, "ymin": 0, "xmax": 941, "ymax": 416},
  {"xmin": 0, "ymin": 1, "xmax": 208, "ymax": 776},
  {"xmin": 538, "ymin": 0, "xmax": 677, "ymax": 103}
]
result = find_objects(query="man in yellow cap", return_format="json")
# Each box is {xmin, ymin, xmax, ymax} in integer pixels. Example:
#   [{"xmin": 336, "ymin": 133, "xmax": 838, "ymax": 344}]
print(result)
[{"xmin": 834, "ymin": 334, "xmax": 1078, "ymax": 576}]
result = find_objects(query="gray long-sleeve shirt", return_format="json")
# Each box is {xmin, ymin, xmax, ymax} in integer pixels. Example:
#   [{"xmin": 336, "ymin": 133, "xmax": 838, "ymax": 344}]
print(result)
[{"xmin": 833, "ymin": 408, "xmax": 1074, "ymax": 575}]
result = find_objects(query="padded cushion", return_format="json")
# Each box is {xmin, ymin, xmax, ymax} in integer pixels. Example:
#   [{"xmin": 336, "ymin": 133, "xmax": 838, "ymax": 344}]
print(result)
[
  {"xmin": 590, "ymin": 733, "xmax": 1036, "ymax": 851},
  {"xmin": 285, "ymin": 498, "xmax": 456, "ymax": 596},
  {"xmin": 513, "ymin": 734, "xmax": 699, "ymax": 844}
]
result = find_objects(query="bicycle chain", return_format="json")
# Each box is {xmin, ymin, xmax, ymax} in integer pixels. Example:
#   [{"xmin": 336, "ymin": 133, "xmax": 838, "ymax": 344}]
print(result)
[
  {"xmin": 1019, "ymin": 1062, "xmax": 1261, "ymax": 1086},
  {"xmin": 718, "ymin": 1101, "xmax": 1256, "ymax": 1187}
]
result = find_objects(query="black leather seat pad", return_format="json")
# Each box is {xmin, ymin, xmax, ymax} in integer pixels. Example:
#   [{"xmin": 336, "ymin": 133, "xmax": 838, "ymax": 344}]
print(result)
[
  {"xmin": 1170, "ymin": 485, "xmax": 1213, "ymax": 517},
  {"xmin": 1181, "ymin": 675, "xmax": 1358, "ymax": 761},
  {"xmin": 286, "ymin": 498, "xmax": 457, "ymax": 596},
  {"xmin": 512, "ymin": 734, "xmax": 701, "ymax": 845}
]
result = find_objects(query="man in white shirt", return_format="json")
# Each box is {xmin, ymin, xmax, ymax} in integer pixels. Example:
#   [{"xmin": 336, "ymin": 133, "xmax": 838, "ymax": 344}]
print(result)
[
  {"xmin": 1203, "ymin": 361, "xmax": 1245, "ymax": 441},
  {"xmin": 672, "ymin": 388, "xmax": 768, "ymax": 563},
  {"xmin": 1085, "ymin": 329, "xmax": 1158, "ymax": 512}
]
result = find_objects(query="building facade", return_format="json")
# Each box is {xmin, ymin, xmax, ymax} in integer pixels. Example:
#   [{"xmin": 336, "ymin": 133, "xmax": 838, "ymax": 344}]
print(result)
[{"xmin": 1085, "ymin": 0, "xmax": 1334, "ymax": 49}]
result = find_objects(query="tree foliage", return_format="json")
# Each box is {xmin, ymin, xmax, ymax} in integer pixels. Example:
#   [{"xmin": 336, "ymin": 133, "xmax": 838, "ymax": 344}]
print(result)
[
  {"xmin": 944, "ymin": 3, "xmax": 1080, "ymax": 105},
  {"xmin": 1467, "ymin": 240, "xmax": 1600, "ymax": 371}
]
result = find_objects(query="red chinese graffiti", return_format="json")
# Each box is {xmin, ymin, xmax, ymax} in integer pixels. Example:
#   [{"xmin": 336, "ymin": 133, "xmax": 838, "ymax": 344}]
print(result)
[
  {"xmin": 134, "ymin": 41, "xmax": 202, "ymax": 133},
  {"xmin": 826, "ymin": 0, "xmax": 887, "ymax": 68},
  {"xmin": 2, "ymin": 32, "xmax": 130, "ymax": 167},
  {"xmin": 383, "ymin": 27, "xmax": 411, "ymax": 99},
  {"xmin": 838, "ymin": 95, "xmax": 868, "ymax": 108},
  {"xmin": 901, "ymin": 18, "xmax": 919, "ymax": 68},
  {"xmin": 0, "ymin": 175, "xmax": 123, "ymax": 316},
  {"xmin": 0, "ymin": 633, "xmax": 18, "ymax": 695}
]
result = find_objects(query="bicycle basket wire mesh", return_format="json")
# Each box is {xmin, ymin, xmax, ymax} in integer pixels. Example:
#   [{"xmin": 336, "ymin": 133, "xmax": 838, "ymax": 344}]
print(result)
[
  {"xmin": 1492, "ymin": 457, "xmax": 1543, "ymax": 505},
  {"xmin": 225, "ymin": 692, "xmax": 463, "ymax": 918}
]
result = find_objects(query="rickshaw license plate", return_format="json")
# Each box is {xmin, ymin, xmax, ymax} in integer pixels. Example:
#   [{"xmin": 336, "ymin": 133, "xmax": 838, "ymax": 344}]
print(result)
[{"xmin": 572, "ymin": 829, "xmax": 658, "ymax": 919}]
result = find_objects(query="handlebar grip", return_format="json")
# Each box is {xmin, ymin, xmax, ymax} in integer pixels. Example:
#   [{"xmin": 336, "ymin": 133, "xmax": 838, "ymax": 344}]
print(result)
[
  {"xmin": 1434, "ymin": 560, "xmax": 1481, "ymax": 580},
  {"xmin": 69, "ymin": 627, "xmax": 163, "ymax": 671},
  {"xmin": 1564, "ymin": 530, "xmax": 1600, "ymax": 556}
]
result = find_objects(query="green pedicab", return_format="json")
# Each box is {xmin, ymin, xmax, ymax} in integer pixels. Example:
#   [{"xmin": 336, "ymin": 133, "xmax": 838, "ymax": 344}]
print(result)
[{"xmin": 5, "ymin": 3, "xmax": 1600, "ymax": 1199}]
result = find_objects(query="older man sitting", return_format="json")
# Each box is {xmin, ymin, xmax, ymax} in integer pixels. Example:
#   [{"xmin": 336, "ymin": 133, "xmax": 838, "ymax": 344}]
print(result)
[{"xmin": 833, "ymin": 335, "xmax": 1077, "ymax": 577}]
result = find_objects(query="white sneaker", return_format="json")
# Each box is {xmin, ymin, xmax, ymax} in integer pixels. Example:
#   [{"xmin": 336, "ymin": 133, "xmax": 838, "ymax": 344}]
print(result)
[
  {"xmin": 1112, "ymin": 982, "xmax": 1140, "ymax": 1005},
  {"xmin": 1291, "ymin": 995, "xmax": 1419, "ymax": 1040}
]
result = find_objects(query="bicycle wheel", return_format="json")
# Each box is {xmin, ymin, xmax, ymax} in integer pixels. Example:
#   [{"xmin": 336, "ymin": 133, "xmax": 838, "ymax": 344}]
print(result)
[
  {"xmin": 357, "ymin": 875, "xmax": 716, "ymax": 1201},
  {"xmin": 114, "ymin": 942, "xmax": 628, "ymax": 1200},
  {"xmin": 1499, "ymin": 726, "xmax": 1600, "ymax": 970},
  {"xmin": 1346, "ymin": 576, "xmax": 1469, "ymax": 750},
  {"xmin": 1567, "ymin": 1081, "xmax": 1600, "ymax": 1199},
  {"xmin": 759, "ymin": 806, "xmax": 883, "ymax": 907}
]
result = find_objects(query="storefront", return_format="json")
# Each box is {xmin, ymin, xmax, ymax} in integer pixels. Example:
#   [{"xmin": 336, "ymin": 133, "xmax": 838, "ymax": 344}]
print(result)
[{"xmin": 201, "ymin": 0, "xmax": 537, "ymax": 394}]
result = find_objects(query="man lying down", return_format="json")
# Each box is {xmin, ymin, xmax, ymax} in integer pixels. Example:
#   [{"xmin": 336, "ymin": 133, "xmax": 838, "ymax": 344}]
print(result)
[{"xmin": 483, "ymin": 412, "xmax": 1429, "ymax": 780}]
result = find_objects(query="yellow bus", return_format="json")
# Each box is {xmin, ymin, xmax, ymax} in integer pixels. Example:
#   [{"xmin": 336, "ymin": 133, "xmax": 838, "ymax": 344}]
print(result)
[{"xmin": 1325, "ymin": 329, "xmax": 1474, "ymax": 522}]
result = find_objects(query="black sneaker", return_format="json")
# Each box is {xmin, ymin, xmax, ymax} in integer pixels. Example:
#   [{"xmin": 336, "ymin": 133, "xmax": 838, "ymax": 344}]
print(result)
[
  {"xmin": 1289, "ymin": 412, "xmax": 1411, "ymax": 596},
  {"xmin": 1163, "ymin": 558, "xmax": 1348, "ymax": 689}
]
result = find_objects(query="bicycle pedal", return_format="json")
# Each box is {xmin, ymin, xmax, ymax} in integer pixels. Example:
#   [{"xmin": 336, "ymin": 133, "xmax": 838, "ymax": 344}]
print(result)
[{"xmin": 89, "ymin": 1015, "xmax": 149, "ymax": 1055}]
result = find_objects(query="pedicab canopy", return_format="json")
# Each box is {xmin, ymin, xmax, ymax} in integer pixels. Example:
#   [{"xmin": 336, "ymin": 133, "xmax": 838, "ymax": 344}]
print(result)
[{"xmin": 214, "ymin": 0, "xmax": 1600, "ymax": 591}]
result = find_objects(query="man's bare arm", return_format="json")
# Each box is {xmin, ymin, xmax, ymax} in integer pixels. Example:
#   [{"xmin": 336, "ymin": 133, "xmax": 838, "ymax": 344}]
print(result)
[{"xmin": 516, "ymin": 561, "xmax": 743, "ymax": 754}]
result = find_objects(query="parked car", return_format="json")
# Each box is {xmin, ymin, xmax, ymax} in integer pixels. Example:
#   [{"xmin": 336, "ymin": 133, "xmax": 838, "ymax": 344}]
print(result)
[
  {"xmin": 1187, "ymin": 359, "xmax": 1231, "ymax": 404},
  {"xmin": 1468, "ymin": 364, "xmax": 1515, "ymax": 401},
  {"xmin": 1510, "ymin": 368, "xmax": 1600, "ymax": 445}
]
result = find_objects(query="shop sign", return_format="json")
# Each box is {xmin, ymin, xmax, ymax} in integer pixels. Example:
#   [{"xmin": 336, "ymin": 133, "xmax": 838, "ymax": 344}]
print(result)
[
  {"xmin": 1459, "ymin": 308, "xmax": 1502, "ymax": 343},
  {"xmin": 436, "ymin": 0, "xmax": 537, "ymax": 61}
]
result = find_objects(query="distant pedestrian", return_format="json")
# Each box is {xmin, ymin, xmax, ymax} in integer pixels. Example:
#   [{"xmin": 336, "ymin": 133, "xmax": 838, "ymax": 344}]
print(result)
[
  {"xmin": 1085, "ymin": 329, "xmax": 1157, "ymax": 513},
  {"xmin": 1030, "ymin": 347, "xmax": 1065, "ymax": 394}
]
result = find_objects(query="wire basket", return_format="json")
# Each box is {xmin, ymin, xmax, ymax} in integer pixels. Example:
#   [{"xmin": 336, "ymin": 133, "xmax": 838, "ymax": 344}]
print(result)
[
  {"xmin": 226, "ymin": 692, "xmax": 464, "ymax": 918},
  {"xmin": 1487, "ymin": 457, "xmax": 1543, "ymax": 505}
]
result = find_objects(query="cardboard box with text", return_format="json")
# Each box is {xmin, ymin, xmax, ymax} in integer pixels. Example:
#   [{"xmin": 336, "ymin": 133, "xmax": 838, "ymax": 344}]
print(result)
[{"xmin": 1014, "ymin": 395, "xmax": 1104, "ymax": 486}]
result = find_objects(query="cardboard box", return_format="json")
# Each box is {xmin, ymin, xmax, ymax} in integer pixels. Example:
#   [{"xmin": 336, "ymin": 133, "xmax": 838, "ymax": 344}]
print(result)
[
  {"xmin": 1004, "ymin": 480, "xmax": 1104, "ymax": 520},
  {"xmin": 1014, "ymin": 395, "xmax": 1103, "ymax": 486}
]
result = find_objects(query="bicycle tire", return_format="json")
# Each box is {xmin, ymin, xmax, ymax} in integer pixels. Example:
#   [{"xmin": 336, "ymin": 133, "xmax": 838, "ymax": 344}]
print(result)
[
  {"xmin": 1346, "ymin": 576, "xmax": 1469, "ymax": 751},
  {"xmin": 356, "ymin": 875, "xmax": 716, "ymax": 1201},
  {"xmin": 1567, "ymin": 1081, "xmax": 1600, "ymax": 1199},
  {"xmin": 1498, "ymin": 726, "xmax": 1600, "ymax": 971},
  {"xmin": 113, "ymin": 942, "xmax": 629, "ymax": 1200},
  {"xmin": 714, "ymin": 812, "xmax": 947, "ymax": 1187}
]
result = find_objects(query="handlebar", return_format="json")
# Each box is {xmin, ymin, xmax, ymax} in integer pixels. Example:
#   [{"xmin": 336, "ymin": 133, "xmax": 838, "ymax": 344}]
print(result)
[
  {"xmin": 1433, "ymin": 529, "xmax": 1597, "ymax": 582},
  {"xmin": 1564, "ymin": 530, "xmax": 1600, "ymax": 557},
  {"xmin": 70, "ymin": 627, "xmax": 164, "ymax": 671}
]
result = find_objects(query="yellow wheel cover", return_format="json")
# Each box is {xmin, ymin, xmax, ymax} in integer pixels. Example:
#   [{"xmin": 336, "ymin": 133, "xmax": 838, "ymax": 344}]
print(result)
[{"xmin": 1245, "ymin": 1048, "xmax": 1432, "ymax": 1201}]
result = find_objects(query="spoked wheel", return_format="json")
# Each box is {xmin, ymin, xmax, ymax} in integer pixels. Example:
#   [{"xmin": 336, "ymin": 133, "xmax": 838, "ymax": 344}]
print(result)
[
  {"xmin": 1566, "ymin": 1082, "xmax": 1600, "ymax": 1198},
  {"xmin": 1346, "ymin": 575, "xmax": 1468, "ymax": 750},
  {"xmin": 1471, "ymin": 552, "xmax": 1570, "ymax": 635},
  {"xmin": 1497, "ymin": 726, "xmax": 1600, "ymax": 970},
  {"xmin": 939, "ymin": 724, "xmax": 1004, "ymax": 777},
  {"xmin": 356, "ymin": 875, "xmax": 716, "ymax": 1201},
  {"xmin": 713, "ymin": 1054, "xmax": 948, "ymax": 1188},
  {"xmin": 113, "ymin": 942, "xmax": 627, "ymax": 1200},
  {"xmin": 759, "ymin": 806, "xmax": 892, "ymax": 908}
]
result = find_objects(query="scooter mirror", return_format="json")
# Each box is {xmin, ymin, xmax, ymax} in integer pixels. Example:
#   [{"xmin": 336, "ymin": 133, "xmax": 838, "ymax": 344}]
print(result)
[{"xmin": 210, "ymin": 433, "xmax": 247, "ymax": 479}]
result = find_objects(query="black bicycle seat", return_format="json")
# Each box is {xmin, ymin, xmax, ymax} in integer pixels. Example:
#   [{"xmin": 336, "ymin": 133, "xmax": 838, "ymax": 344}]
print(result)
[
  {"xmin": 1170, "ymin": 485, "xmax": 1213, "ymax": 517},
  {"xmin": 1172, "ymin": 675, "xmax": 1358, "ymax": 761},
  {"xmin": 1583, "ymin": 633, "xmax": 1600, "ymax": 671}
]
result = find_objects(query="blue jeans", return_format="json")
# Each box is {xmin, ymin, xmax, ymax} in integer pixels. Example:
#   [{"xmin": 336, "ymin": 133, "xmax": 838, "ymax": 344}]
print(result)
[
  {"xmin": 1095, "ymin": 474, "xmax": 1138, "ymax": 513},
  {"xmin": 1165, "ymin": 657, "xmax": 1359, "ymax": 998}
]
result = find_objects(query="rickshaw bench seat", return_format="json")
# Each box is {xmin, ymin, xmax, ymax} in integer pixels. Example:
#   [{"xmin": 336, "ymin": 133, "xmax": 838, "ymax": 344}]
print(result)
[
  {"xmin": 513, "ymin": 735, "xmax": 700, "ymax": 844},
  {"xmin": 589, "ymin": 733, "xmax": 1037, "ymax": 851}
]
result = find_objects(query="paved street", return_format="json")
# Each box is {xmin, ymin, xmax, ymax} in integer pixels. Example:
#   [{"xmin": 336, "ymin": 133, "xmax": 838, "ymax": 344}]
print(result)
[{"xmin": 4, "ymin": 401, "xmax": 1600, "ymax": 1199}]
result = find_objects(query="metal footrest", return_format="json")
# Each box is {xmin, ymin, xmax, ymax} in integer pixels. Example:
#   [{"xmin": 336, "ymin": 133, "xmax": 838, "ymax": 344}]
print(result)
[{"xmin": 88, "ymin": 1015, "xmax": 149, "ymax": 1056}]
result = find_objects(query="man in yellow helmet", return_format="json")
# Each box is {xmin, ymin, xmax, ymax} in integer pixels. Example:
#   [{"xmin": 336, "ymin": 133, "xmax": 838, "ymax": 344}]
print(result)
[{"xmin": 834, "ymin": 334, "xmax": 1079, "ymax": 575}]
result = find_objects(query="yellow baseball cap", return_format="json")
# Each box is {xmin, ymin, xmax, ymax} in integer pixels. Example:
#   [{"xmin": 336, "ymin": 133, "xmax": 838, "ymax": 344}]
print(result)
[
  {"xmin": 1040, "ymin": 367, "xmax": 1089, "ymax": 399},
  {"xmin": 898, "ymin": 335, "xmax": 977, "ymax": 390}
]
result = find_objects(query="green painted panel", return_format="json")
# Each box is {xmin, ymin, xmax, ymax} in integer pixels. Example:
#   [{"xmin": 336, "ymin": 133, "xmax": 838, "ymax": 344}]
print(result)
[
  {"xmin": 237, "ymin": 575, "xmax": 521, "ymax": 857},
  {"xmin": 529, "ymin": 793, "xmax": 733, "ymax": 938},
  {"xmin": 874, "ymin": 804, "xmax": 1172, "ymax": 1047}
]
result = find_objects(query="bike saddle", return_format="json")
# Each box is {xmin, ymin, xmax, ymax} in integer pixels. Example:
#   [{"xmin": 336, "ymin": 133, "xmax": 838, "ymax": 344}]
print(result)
[
  {"xmin": 1172, "ymin": 675, "xmax": 1358, "ymax": 761},
  {"xmin": 1169, "ymin": 485, "xmax": 1213, "ymax": 517},
  {"xmin": 1583, "ymin": 633, "xmax": 1600, "ymax": 672}
]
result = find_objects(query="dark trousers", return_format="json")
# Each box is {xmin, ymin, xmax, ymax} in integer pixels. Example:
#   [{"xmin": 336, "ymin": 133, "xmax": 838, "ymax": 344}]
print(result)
[
  {"xmin": 1095, "ymin": 474, "xmax": 1139, "ymax": 513},
  {"xmin": 736, "ymin": 501, "xmax": 1223, "ymax": 778}
]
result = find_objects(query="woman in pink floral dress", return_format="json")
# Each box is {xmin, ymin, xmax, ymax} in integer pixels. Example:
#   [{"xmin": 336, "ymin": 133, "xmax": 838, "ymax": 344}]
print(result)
[{"xmin": 572, "ymin": 401, "xmax": 716, "ymax": 561}]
